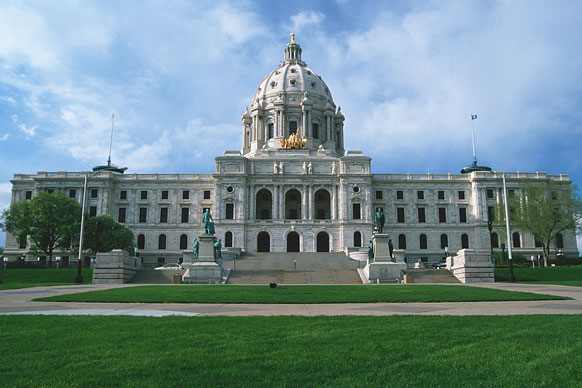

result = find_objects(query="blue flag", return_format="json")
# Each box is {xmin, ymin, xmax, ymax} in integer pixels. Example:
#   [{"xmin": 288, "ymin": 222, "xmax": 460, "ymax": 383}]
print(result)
[{"xmin": 471, "ymin": 115, "xmax": 477, "ymax": 120}]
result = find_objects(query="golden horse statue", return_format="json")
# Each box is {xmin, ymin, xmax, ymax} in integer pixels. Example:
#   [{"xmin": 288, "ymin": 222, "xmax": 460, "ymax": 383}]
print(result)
[{"xmin": 280, "ymin": 131, "xmax": 307, "ymax": 149}]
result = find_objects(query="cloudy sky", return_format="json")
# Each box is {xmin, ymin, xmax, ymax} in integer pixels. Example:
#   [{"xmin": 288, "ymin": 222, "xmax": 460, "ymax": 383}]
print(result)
[{"xmin": 1, "ymin": 0, "xmax": 581, "ymax": 250}]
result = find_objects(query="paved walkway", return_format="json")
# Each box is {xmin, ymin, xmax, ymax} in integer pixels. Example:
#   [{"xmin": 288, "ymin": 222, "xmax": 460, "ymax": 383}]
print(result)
[{"xmin": 1, "ymin": 283, "xmax": 582, "ymax": 317}]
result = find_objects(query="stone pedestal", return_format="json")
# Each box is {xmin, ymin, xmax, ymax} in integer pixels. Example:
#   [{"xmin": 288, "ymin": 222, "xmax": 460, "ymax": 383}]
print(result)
[
  {"xmin": 449, "ymin": 249, "xmax": 495, "ymax": 283},
  {"xmin": 92, "ymin": 250, "xmax": 141, "ymax": 284},
  {"xmin": 363, "ymin": 234, "xmax": 406, "ymax": 283},
  {"xmin": 372, "ymin": 233, "xmax": 392, "ymax": 261},
  {"xmin": 182, "ymin": 235, "xmax": 224, "ymax": 284}
]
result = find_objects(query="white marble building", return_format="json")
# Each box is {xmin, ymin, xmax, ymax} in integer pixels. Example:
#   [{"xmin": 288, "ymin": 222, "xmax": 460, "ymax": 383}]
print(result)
[{"xmin": 4, "ymin": 37, "xmax": 578, "ymax": 268}]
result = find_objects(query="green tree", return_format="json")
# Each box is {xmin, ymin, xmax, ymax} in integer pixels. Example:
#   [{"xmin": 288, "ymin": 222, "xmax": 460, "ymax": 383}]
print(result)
[
  {"xmin": 495, "ymin": 180, "xmax": 581, "ymax": 267},
  {"xmin": 0, "ymin": 191, "xmax": 81, "ymax": 267},
  {"xmin": 83, "ymin": 215, "xmax": 135, "ymax": 255}
]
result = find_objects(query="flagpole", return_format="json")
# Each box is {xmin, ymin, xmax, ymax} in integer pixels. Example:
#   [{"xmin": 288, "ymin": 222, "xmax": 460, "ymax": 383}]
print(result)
[
  {"xmin": 107, "ymin": 113, "xmax": 114, "ymax": 166},
  {"xmin": 471, "ymin": 115, "xmax": 477, "ymax": 164}
]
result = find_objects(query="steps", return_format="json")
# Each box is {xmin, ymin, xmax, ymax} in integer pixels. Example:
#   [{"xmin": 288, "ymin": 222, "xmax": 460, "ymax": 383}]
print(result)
[{"xmin": 403, "ymin": 269, "xmax": 460, "ymax": 284}]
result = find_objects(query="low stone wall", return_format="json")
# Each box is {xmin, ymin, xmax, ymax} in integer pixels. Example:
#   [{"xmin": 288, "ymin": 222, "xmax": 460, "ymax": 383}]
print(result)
[
  {"xmin": 448, "ymin": 249, "xmax": 494, "ymax": 283},
  {"xmin": 92, "ymin": 250, "xmax": 141, "ymax": 284}
]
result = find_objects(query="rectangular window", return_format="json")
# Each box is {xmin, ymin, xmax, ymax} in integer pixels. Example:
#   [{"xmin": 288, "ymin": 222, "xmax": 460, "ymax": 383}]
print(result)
[
  {"xmin": 268, "ymin": 123, "xmax": 274, "ymax": 139},
  {"xmin": 161, "ymin": 190, "xmax": 168, "ymax": 200},
  {"xmin": 182, "ymin": 190, "xmax": 189, "ymax": 200},
  {"xmin": 203, "ymin": 190, "xmax": 211, "ymax": 199},
  {"xmin": 89, "ymin": 206, "xmax": 97, "ymax": 217},
  {"xmin": 312, "ymin": 123, "xmax": 319, "ymax": 139},
  {"xmin": 486, "ymin": 189, "xmax": 494, "ymax": 199},
  {"xmin": 397, "ymin": 207, "xmax": 405, "ymax": 223},
  {"xmin": 118, "ymin": 208, "xmax": 126, "ymax": 223},
  {"xmin": 439, "ymin": 207, "xmax": 447, "ymax": 223},
  {"xmin": 353, "ymin": 203, "xmax": 361, "ymax": 220},
  {"xmin": 438, "ymin": 191, "xmax": 445, "ymax": 200},
  {"xmin": 160, "ymin": 207, "xmax": 168, "ymax": 223},
  {"xmin": 120, "ymin": 190, "xmax": 127, "ymax": 200},
  {"xmin": 458, "ymin": 190, "xmax": 465, "ymax": 200},
  {"xmin": 47, "ymin": 188, "xmax": 54, "ymax": 194},
  {"xmin": 418, "ymin": 208, "xmax": 426, "ymax": 223},
  {"xmin": 459, "ymin": 207, "xmax": 467, "ymax": 223},
  {"xmin": 289, "ymin": 121, "xmax": 298, "ymax": 135},
  {"xmin": 141, "ymin": 190, "xmax": 148, "ymax": 200},
  {"xmin": 90, "ymin": 189, "xmax": 98, "ymax": 198},
  {"xmin": 376, "ymin": 190, "xmax": 383, "ymax": 200},
  {"xmin": 25, "ymin": 191, "xmax": 33, "ymax": 200},
  {"xmin": 139, "ymin": 208, "xmax": 147, "ymax": 223},
  {"xmin": 181, "ymin": 208, "xmax": 189, "ymax": 223},
  {"xmin": 69, "ymin": 189, "xmax": 76, "ymax": 198},
  {"xmin": 396, "ymin": 190, "xmax": 403, "ymax": 200},
  {"xmin": 226, "ymin": 203, "xmax": 234, "ymax": 219},
  {"xmin": 417, "ymin": 191, "xmax": 424, "ymax": 200}
]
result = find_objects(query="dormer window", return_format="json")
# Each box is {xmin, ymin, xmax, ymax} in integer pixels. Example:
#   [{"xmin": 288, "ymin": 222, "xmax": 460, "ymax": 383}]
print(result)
[
  {"xmin": 270, "ymin": 81, "xmax": 277, "ymax": 88},
  {"xmin": 311, "ymin": 81, "xmax": 316, "ymax": 88},
  {"xmin": 290, "ymin": 79, "xmax": 297, "ymax": 86},
  {"xmin": 290, "ymin": 68, "xmax": 297, "ymax": 73}
]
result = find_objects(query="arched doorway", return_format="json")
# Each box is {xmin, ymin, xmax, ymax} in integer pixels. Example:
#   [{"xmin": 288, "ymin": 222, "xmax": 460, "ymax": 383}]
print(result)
[
  {"xmin": 256, "ymin": 189, "xmax": 272, "ymax": 219},
  {"xmin": 257, "ymin": 231, "xmax": 270, "ymax": 252},
  {"xmin": 316, "ymin": 231, "xmax": 329, "ymax": 252},
  {"xmin": 314, "ymin": 189, "xmax": 330, "ymax": 219},
  {"xmin": 285, "ymin": 189, "xmax": 301, "ymax": 219},
  {"xmin": 287, "ymin": 231, "xmax": 300, "ymax": 252}
]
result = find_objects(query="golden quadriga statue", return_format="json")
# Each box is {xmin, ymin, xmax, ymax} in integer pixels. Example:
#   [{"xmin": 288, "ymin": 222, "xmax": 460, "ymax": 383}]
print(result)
[{"xmin": 280, "ymin": 132, "xmax": 307, "ymax": 149}]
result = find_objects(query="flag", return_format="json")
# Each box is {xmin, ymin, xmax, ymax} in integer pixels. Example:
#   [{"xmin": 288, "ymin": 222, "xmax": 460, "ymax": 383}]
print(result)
[{"xmin": 471, "ymin": 114, "xmax": 477, "ymax": 120}]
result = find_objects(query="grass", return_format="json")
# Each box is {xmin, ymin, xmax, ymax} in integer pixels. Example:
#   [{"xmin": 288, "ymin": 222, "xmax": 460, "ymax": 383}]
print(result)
[
  {"xmin": 1, "ymin": 315, "xmax": 582, "ymax": 387},
  {"xmin": 35, "ymin": 284, "xmax": 568, "ymax": 304},
  {"xmin": 495, "ymin": 266, "xmax": 582, "ymax": 286},
  {"xmin": 0, "ymin": 268, "xmax": 93, "ymax": 290}
]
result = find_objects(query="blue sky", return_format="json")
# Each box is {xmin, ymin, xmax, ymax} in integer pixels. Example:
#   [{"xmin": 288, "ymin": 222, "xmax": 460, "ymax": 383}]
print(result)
[{"xmin": 1, "ymin": 0, "xmax": 581, "ymax": 250}]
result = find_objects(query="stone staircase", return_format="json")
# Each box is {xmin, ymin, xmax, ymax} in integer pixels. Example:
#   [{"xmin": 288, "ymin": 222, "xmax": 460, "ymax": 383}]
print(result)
[{"xmin": 403, "ymin": 269, "xmax": 460, "ymax": 284}]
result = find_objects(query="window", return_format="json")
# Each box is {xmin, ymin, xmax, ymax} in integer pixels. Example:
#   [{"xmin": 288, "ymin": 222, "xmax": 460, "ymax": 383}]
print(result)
[
  {"xmin": 69, "ymin": 189, "xmax": 76, "ymax": 198},
  {"xmin": 139, "ymin": 208, "xmax": 147, "ymax": 223},
  {"xmin": 420, "ymin": 234, "xmax": 427, "ymax": 249},
  {"xmin": 461, "ymin": 234, "xmax": 469, "ymax": 249},
  {"xmin": 157, "ymin": 257, "xmax": 165, "ymax": 265},
  {"xmin": 376, "ymin": 190, "xmax": 383, "ymax": 200},
  {"xmin": 118, "ymin": 208, "xmax": 126, "ymax": 223},
  {"xmin": 225, "ymin": 232, "xmax": 233, "ymax": 247},
  {"xmin": 459, "ymin": 208, "xmax": 467, "ymax": 223},
  {"xmin": 160, "ymin": 207, "xmax": 168, "ymax": 223},
  {"xmin": 440, "ymin": 234, "xmax": 448, "ymax": 249},
  {"xmin": 353, "ymin": 203, "xmax": 361, "ymax": 220},
  {"xmin": 25, "ymin": 191, "xmax": 32, "ymax": 200},
  {"xmin": 438, "ymin": 207, "xmax": 446, "ymax": 223},
  {"xmin": 181, "ymin": 208, "xmax": 189, "ymax": 223},
  {"xmin": 491, "ymin": 232, "xmax": 499, "ymax": 248},
  {"xmin": 353, "ymin": 186, "xmax": 360, "ymax": 193},
  {"xmin": 487, "ymin": 189, "xmax": 494, "ymax": 199},
  {"xmin": 226, "ymin": 203, "xmax": 234, "ymax": 219},
  {"xmin": 508, "ymin": 189, "xmax": 515, "ymax": 197},
  {"xmin": 418, "ymin": 208, "xmax": 426, "ymax": 223},
  {"xmin": 141, "ymin": 191, "xmax": 148, "ymax": 200},
  {"xmin": 268, "ymin": 123, "xmax": 274, "ymax": 139},
  {"xmin": 354, "ymin": 231, "xmax": 362, "ymax": 247},
  {"xmin": 182, "ymin": 190, "xmax": 189, "ymax": 200},
  {"xmin": 161, "ymin": 190, "xmax": 168, "ymax": 200},
  {"xmin": 137, "ymin": 234, "xmax": 145, "ymax": 250},
  {"xmin": 512, "ymin": 232, "xmax": 521, "ymax": 248},
  {"xmin": 438, "ymin": 190, "xmax": 445, "ymax": 200},
  {"xmin": 398, "ymin": 234, "xmax": 407, "ymax": 249},
  {"xmin": 19, "ymin": 235, "xmax": 27, "ymax": 249},
  {"xmin": 158, "ymin": 234, "xmax": 166, "ymax": 250},
  {"xmin": 417, "ymin": 191, "xmax": 424, "ymax": 200},
  {"xmin": 203, "ymin": 190, "xmax": 211, "ymax": 199},
  {"xmin": 312, "ymin": 123, "xmax": 319, "ymax": 139},
  {"xmin": 47, "ymin": 188, "xmax": 54, "ymax": 194},
  {"xmin": 397, "ymin": 208, "xmax": 405, "ymax": 223},
  {"xmin": 396, "ymin": 190, "xmax": 404, "ymax": 200},
  {"xmin": 179, "ymin": 234, "xmax": 188, "ymax": 250},
  {"xmin": 556, "ymin": 233, "xmax": 564, "ymax": 249},
  {"xmin": 89, "ymin": 206, "xmax": 97, "ymax": 217},
  {"xmin": 458, "ymin": 190, "xmax": 465, "ymax": 200},
  {"xmin": 289, "ymin": 121, "xmax": 297, "ymax": 135},
  {"xmin": 90, "ymin": 189, "xmax": 98, "ymax": 198},
  {"xmin": 120, "ymin": 190, "xmax": 127, "ymax": 200}
]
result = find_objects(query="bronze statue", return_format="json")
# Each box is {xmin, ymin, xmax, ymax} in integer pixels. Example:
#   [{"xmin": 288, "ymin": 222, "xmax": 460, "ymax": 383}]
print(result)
[
  {"xmin": 374, "ymin": 208, "xmax": 385, "ymax": 233},
  {"xmin": 214, "ymin": 239, "xmax": 222, "ymax": 260},
  {"xmin": 193, "ymin": 237, "xmax": 199, "ymax": 259},
  {"xmin": 202, "ymin": 209, "xmax": 215, "ymax": 235},
  {"xmin": 388, "ymin": 239, "xmax": 394, "ymax": 259},
  {"xmin": 367, "ymin": 240, "xmax": 374, "ymax": 261}
]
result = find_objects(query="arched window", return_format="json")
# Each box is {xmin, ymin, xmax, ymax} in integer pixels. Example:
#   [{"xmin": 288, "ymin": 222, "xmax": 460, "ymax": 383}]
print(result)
[
  {"xmin": 137, "ymin": 234, "xmax": 145, "ymax": 250},
  {"xmin": 512, "ymin": 232, "xmax": 521, "ymax": 248},
  {"xmin": 158, "ymin": 234, "xmax": 166, "ymax": 250},
  {"xmin": 556, "ymin": 233, "xmax": 564, "ymax": 249},
  {"xmin": 491, "ymin": 232, "xmax": 499, "ymax": 248},
  {"xmin": 314, "ymin": 189, "xmax": 330, "ymax": 220},
  {"xmin": 256, "ymin": 188, "xmax": 272, "ymax": 220},
  {"xmin": 225, "ymin": 231, "xmax": 233, "ymax": 248},
  {"xmin": 419, "ymin": 234, "xmax": 427, "ymax": 249},
  {"xmin": 461, "ymin": 234, "xmax": 469, "ymax": 249},
  {"xmin": 285, "ymin": 189, "xmax": 302, "ymax": 219},
  {"xmin": 353, "ymin": 231, "xmax": 362, "ymax": 247},
  {"xmin": 179, "ymin": 234, "xmax": 188, "ymax": 250},
  {"xmin": 398, "ymin": 234, "xmax": 407, "ymax": 250},
  {"xmin": 440, "ymin": 234, "xmax": 448, "ymax": 249}
]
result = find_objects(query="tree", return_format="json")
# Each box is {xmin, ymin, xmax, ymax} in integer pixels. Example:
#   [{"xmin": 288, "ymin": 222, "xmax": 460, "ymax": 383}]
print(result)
[
  {"xmin": 0, "ymin": 191, "xmax": 81, "ymax": 268},
  {"xmin": 83, "ymin": 215, "xmax": 135, "ymax": 255},
  {"xmin": 495, "ymin": 180, "xmax": 581, "ymax": 267}
]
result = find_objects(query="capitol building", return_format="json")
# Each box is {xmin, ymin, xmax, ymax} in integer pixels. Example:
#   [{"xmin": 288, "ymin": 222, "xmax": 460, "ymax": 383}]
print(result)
[{"xmin": 4, "ymin": 36, "xmax": 578, "ymax": 268}]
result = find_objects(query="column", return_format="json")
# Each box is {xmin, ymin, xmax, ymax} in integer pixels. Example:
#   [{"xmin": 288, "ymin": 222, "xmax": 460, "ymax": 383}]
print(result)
[
  {"xmin": 249, "ymin": 184, "xmax": 255, "ymax": 220},
  {"xmin": 279, "ymin": 185, "xmax": 284, "ymax": 220},
  {"xmin": 273, "ymin": 185, "xmax": 278, "ymax": 220},
  {"xmin": 308, "ymin": 110, "xmax": 312, "ymax": 137},
  {"xmin": 308, "ymin": 185, "xmax": 313, "ymax": 220},
  {"xmin": 302, "ymin": 184, "xmax": 307, "ymax": 220},
  {"xmin": 331, "ymin": 185, "xmax": 337, "ymax": 220},
  {"xmin": 302, "ymin": 108, "xmax": 307, "ymax": 136}
]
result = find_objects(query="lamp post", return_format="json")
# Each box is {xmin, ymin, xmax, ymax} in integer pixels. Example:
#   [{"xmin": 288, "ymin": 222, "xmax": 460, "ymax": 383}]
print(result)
[
  {"xmin": 487, "ymin": 219, "xmax": 494, "ymax": 261},
  {"xmin": 76, "ymin": 171, "xmax": 100, "ymax": 283},
  {"xmin": 500, "ymin": 242, "xmax": 506, "ymax": 265}
]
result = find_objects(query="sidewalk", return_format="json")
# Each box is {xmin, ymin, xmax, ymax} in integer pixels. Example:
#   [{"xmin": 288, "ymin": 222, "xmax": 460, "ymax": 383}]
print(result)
[{"xmin": 1, "ymin": 283, "xmax": 581, "ymax": 317}]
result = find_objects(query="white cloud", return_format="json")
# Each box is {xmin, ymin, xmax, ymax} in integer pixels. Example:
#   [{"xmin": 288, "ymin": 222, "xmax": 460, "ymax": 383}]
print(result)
[
  {"xmin": 0, "ymin": 96, "xmax": 16, "ymax": 104},
  {"xmin": 289, "ymin": 11, "xmax": 325, "ymax": 32},
  {"xmin": 11, "ymin": 114, "xmax": 36, "ymax": 137},
  {"xmin": 0, "ymin": 133, "xmax": 8, "ymax": 141}
]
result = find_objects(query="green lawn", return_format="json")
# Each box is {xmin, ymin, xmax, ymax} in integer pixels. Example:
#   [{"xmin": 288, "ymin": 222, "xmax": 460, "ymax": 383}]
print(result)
[
  {"xmin": 35, "ymin": 284, "xmax": 568, "ymax": 304},
  {"xmin": 495, "ymin": 266, "xmax": 582, "ymax": 286},
  {"xmin": 1, "ymin": 315, "xmax": 581, "ymax": 387},
  {"xmin": 0, "ymin": 268, "xmax": 93, "ymax": 290}
]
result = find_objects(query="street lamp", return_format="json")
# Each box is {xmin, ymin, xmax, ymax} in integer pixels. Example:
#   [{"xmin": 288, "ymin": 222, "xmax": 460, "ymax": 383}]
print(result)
[
  {"xmin": 487, "ymin": 219, "xmax": 494, "ymax": 261},
  {"xmin": 500, "ymin": 242, "xmax": 515, "ymax": 282}
]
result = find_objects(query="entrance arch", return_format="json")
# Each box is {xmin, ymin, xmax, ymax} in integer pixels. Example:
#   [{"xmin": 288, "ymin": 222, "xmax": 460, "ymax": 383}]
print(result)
[
  {"xmin": 316, "ymin": 231, "xmax": 330, "ymax": 252},
  {"xmin": 256, "ymin": 189, "xmax": 272, "ymax": 219},
  {"xmin": 285, "ymin": 189, "xmax": 302, "ymax": 219},
  {"xmin": 257, "ymin": 231, "xmax": 270, "ymax": 252},
  {"xmin": 287, "ymin": 231, "xmax": 300, "ymax": 252}
]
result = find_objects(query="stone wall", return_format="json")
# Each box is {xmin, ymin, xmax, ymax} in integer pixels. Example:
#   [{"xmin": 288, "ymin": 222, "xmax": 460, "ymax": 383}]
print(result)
[
  {"xmin": 92, "ymin": 249, "xmax": 141, "ymax": 284},
  {"xmin": 448, "ymin": 249, "xmax": 494, "ymax": 283}
]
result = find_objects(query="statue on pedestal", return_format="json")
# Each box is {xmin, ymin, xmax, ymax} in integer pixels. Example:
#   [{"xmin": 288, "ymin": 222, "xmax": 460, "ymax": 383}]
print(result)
[
  {"xmin": 368, "ymin": 240, "xmax": 374, "ymax": 261},
  {"xmin": 202, "ymin": 209, "xmax": 215, "ymax": 235},
  {"xmin": 374, "ymin": 208, "xmax": 385, "ymax": 234},
  {"xmin": 193, "ymin": 237, "xmax": 199, "ymax": 259},
  {"xmin": 214, "ymin": 239, "xmax": 222, "ymax": 260},
  {"xmin": 389, "ymin": 239, "xmax": 394, "ymax": 259}
]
